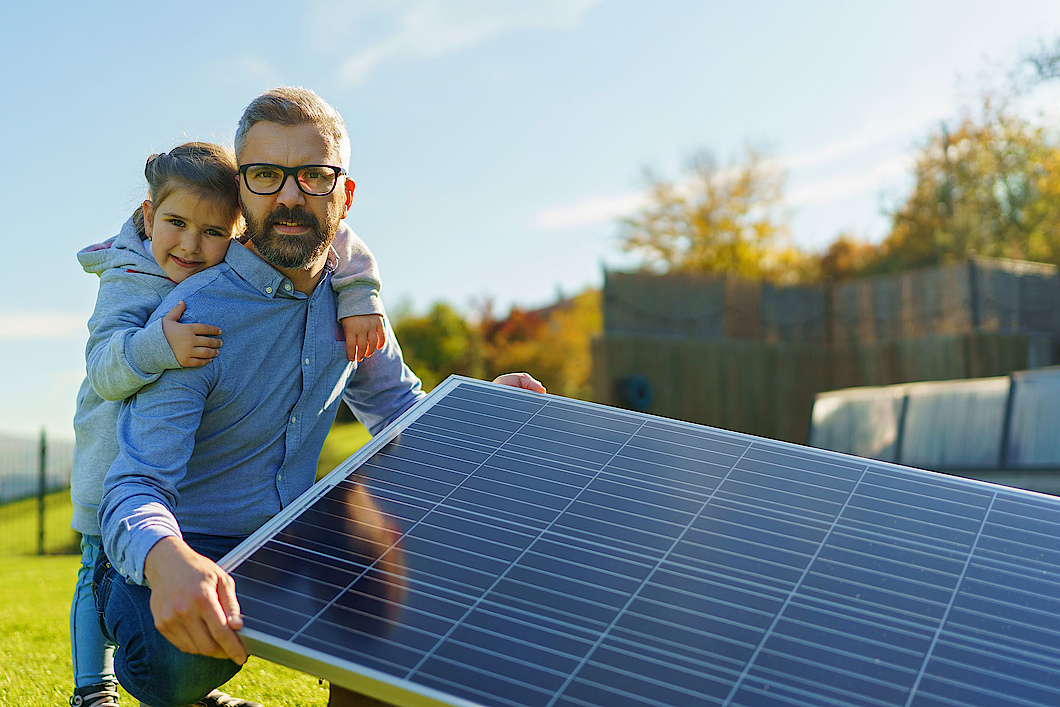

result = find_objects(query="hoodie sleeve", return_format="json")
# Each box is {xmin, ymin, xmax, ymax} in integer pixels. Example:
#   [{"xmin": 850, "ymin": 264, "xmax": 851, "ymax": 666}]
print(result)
[
  {"xmin": 85, "ymin": 267, "xmax": 181, "ymax": 401},
  {"xmin": 330, "ymin": 224, "xmax": 384, "ymax": 319}
]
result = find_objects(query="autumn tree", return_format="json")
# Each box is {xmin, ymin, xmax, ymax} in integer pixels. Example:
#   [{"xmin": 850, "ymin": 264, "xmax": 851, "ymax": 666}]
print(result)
[
  {"xmin": 480, "ymin": 289, "xmax": 602, "ymax": 400},
  {"xmin": 392, "ymin": 289, "xmax": 603, "ymax": 399},
  {"xmin": 392, "ymin": 302, "xmax": 483, "ymax": 391},
  {"xmin": 874, "ymin": 96, "xmax": 1060, "ymax": 272},
  {"xmin": 816, "ymin": 233, "xmax": 883, "ymax": 281},
  {"xmin": 619, "ymin": 147, "xmax": 811, "ymax": 283}
]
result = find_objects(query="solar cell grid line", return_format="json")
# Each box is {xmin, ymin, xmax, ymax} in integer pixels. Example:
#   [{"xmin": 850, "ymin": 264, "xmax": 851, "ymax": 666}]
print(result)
[{"xmin": 218, "ymin": 375, "xmax": 1060, "ymax": 707}]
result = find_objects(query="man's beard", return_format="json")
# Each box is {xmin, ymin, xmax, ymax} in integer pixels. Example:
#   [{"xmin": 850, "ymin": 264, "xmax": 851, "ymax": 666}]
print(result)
[{"xmin": 243, "ymin": 204, "xmax": 338, "ymax": 270}]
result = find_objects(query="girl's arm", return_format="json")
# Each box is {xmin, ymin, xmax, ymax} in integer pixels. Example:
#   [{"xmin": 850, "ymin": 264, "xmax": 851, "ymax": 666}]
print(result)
[
  {"xmin": 331, "ymin": 224, "xmax": 386, "ymax": 362},
  {"xmin": 84, "ymin": 268, "xmax": 181, "ymax": 401}
]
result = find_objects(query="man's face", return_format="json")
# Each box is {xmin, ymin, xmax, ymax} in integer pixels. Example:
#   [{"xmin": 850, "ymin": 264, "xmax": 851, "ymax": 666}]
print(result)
[{"xmin": 238, "ymin": 121, "xmax": 354, "ymax": 270}]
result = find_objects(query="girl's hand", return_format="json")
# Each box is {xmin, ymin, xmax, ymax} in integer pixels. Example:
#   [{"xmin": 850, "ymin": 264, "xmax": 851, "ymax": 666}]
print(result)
[
  {"xmin": 340, "ymin": 314, "xmax": 386, "ymax": 362},
  {"xmin": 162, "ymin": 301, "xmax": 222, "ymax": 367}
]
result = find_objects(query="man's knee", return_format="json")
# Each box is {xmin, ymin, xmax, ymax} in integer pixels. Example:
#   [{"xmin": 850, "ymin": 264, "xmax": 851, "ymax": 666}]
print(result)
[
  {"xmin": 97, "ymin": 565, "xmax": 239, "ymax": 706},
  {"xmin": 120, "ymin": 649, "xmax": 239, "ymax": 707}
]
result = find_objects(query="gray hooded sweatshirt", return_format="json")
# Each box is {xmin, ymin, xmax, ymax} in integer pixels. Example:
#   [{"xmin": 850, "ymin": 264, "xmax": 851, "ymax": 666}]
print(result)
[{"xmin": 71, "ymin": 216, "xmax": 383, "ymax": 535}]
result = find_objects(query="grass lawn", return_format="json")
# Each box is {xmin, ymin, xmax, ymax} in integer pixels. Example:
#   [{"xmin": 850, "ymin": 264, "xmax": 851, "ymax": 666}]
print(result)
[
  {"xmin": 0, "ymin": 421, "xmax": 376, "ymax": 706},
  {"xmin": 0, "ymin": 486, "xmax": 80, "ymax": 556}
]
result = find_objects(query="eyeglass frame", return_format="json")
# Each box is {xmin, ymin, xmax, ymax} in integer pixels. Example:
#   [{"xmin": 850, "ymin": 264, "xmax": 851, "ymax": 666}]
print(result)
[{"xmin": 238, "ymin": 163, "xmax": 349, "ymax": 196}]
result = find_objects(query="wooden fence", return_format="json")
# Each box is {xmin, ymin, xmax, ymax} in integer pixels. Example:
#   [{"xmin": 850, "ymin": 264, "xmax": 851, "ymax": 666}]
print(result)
[
  {"xmin": 593, "ymin": 258, "xmax": 1059, "ymax": 444},
  {"xmin": 604, "ymin": 256, "xmax": 1060, "ymax": 345},
  {"xmin": 593, "ymin": 332, "xmax": 1032, "ymax": 445}
]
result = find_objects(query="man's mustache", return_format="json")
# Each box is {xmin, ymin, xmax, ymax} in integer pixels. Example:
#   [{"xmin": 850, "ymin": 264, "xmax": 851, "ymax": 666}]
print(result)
[{"xmin": 264, "ymin": 206, "xmax": 319, "ymax": 230}]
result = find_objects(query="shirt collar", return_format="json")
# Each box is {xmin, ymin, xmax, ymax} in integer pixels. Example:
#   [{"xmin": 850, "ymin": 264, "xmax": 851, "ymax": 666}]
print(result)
[
  {"xmin": 225, "ymin": 239, "xmax": 338, "ymax": 299},
  {"xmin": 225, "ymin": 240, "xmax": 293, "ymax": 298}
]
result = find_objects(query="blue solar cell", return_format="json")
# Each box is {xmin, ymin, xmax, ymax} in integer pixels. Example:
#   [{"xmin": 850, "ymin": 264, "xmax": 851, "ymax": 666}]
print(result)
[{"xmin": 220, "ymin": 376, "xmax": 1060, "ymax": 706}]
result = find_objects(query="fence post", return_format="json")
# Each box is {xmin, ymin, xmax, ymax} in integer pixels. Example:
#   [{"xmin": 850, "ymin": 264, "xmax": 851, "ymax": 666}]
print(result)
[
  {"xmin": 968, "ymin": 258, "xmax": 980, "ymax": 331},
  {"xmin": 38, "ymin": 428, "xmax": 46, "ymax": 556}
]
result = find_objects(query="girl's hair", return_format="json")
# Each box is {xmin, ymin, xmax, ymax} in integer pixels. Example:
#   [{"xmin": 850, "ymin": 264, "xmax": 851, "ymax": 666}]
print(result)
[{"xmin": 132, "ymin": 142, "xmax": 240, "ymax": 236}]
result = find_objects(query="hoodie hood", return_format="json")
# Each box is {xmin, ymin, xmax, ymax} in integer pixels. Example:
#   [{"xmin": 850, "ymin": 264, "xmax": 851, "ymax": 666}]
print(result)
[{"xmin": 77, "ymin": 216, "xmax": 166, "ymax": 278}]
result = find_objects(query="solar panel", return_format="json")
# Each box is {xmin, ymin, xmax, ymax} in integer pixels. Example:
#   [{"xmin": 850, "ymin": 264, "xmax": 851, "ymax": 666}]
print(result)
[{"xmin": 219, "ymin": 375, "xmax": 1060, "ymax": 707}]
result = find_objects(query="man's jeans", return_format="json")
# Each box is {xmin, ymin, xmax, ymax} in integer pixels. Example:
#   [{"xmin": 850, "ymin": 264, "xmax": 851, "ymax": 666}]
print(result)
[{"xmin": 93, "ymin": 534, "xmax": 246, "ymax": 707}]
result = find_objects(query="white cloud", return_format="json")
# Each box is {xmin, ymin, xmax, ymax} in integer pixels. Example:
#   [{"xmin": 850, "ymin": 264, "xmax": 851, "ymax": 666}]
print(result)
[
  {"xmin": 0, "ymin": 313, "xmax": 84, "ymax": 340},
  {"xmin": 787, "ymin": 153, "xmax": 915, "ymax": 207},
  {"xmin": 533, "ymin": 152, "xmax": 918, "ymax": 233},
  {"xmin": 533, "ymin": 110, "xmax": 937, "ymax": 234},
  {"xmin": 533, "ymin": 192, "xmax": 648, "ymax": 230},
  {"xmin": 533, "ymin": 164, "xmax": 755, "ymax": 231},
  {"xmin": 314, "ymin": 0, "xmax": 602, "ymax": 85},
  {"xmin": 780, "ymin": 99, "xmax": 950, "ymax": 171}
]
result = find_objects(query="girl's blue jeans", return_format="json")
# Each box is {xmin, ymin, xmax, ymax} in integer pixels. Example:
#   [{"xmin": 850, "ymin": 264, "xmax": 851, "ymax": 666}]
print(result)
[{"xmin": 71, "ymin": 533, "xmax": 116, "ymax": 687}]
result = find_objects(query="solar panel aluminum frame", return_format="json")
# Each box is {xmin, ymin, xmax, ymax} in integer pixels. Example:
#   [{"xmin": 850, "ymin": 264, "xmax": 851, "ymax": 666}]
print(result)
[
  {"xmin": 219, "ymin": 374, "xmax": 1060, "ymax": 707},
  {"xmin": 219, "ymin": 375, "xmax": 481, "ymax": 707}
]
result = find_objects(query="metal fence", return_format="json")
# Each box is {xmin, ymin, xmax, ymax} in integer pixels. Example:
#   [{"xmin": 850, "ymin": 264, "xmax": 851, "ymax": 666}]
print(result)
[{"xmin": 0, "ymin": 430, "xmax": 77, "ymax": 555}]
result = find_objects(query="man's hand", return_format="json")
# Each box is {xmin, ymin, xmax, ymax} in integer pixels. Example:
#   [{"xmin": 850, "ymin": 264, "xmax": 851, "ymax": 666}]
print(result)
[
  {"xmin": 162, "ymin": 301, "xmax": 223, "ymax": 368},
  {"xmin": 143, "ymin": 536, "xmax": 247, "ymax": 664},
  {"xmin": 493, "ymin": 372, "xmax": 546, "ymax": 393},
  {"xmin": 341, "ymin": 314, "xmax": 386, "ymax": 362}
]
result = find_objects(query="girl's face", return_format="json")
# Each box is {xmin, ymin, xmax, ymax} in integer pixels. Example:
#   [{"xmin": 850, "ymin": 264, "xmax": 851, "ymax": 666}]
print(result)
[{"xmin": 143, "ymin": 190, "xmax": 239, "ymax": 283}]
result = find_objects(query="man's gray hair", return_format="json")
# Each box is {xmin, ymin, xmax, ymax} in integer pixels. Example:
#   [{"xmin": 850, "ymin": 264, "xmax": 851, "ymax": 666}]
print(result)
[{"xmin": 235, "ymin": 86, "xmax": 351, "ymax": 168}]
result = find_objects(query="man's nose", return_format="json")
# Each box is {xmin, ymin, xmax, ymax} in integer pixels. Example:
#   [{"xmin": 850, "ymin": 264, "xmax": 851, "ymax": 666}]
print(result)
[{"xmin": 275, "ymin": 173, "xmax": 306, "ymax": 208}]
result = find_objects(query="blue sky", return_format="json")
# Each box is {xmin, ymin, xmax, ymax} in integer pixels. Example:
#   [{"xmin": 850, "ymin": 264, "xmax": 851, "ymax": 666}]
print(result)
[{"xmin": 4, "ymin": 0, "xmax": 1060, "ymax": 438}]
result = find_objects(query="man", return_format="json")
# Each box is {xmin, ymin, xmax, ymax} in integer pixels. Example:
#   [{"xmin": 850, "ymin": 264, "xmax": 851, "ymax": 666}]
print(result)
[{"xmin": 96, "ymin": 87, "xmax": 543, "ymax": 707}]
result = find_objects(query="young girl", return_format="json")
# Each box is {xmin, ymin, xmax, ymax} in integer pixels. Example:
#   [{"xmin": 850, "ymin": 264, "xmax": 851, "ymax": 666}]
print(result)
[{"xmin": 69, "ymin": 142, "xmax": 386, "ymax": 707}]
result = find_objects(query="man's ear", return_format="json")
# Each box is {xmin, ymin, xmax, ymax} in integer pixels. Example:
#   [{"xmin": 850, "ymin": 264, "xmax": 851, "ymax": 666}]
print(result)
[
  {"xmin": 142, "ymin": 200, "xmax": 154, "ymax": 240},
  {"xmin": 341, "ymin": 177, "xmax": 355, "ymax": 218}
]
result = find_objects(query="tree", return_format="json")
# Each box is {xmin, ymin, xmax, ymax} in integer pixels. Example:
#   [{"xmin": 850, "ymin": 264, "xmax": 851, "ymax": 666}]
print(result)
[
  {"xmin": 1025, "ymin": 37, "xmax": 1060, "ymax": 82},
  {"xmin": 816, "ymin": 233, "xmax": 882, "ymax": 281},
  {"xmin": 619, "ymin": 147, "xmax": 811, "ymax": 283},
  {"xmin": 392, "ymin": 302, "xmax": 483, "ymax": 391},
  {"xmin": 875, "ymin": 96, "xmax": 1060, "ymax": 272},
  {"xmin": 480, "ymin": 289, "xmax": 602, "ymax": 400}
]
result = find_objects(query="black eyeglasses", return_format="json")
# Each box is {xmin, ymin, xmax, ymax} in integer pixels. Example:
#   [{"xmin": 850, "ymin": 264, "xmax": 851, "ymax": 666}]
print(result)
[{"xmin": 239, "ymin": 163, "xmax": 347, "ymax": 196}]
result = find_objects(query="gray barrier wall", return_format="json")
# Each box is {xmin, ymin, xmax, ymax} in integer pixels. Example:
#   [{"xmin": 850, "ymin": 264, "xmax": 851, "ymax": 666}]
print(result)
[{"xmin": 809, "ymin": 367, "xmax": 1060, "ymax": 494}]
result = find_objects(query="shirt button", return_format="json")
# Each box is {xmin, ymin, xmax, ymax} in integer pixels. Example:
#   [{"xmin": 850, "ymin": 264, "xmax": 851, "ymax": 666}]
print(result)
[
  {"xmin": 265, "ymin": 286, "xmax": 273, "ymax": 294},
  {"xmin": 291, "ymin": 416, "xmax": 296, "ymax": 424},
  {"xmin": 304, "ymin": 358, "xmax": 310, "ymax": 365},
  {"xmin": 284, "ymin": 283, "xmax": 292, "ymax": 291}
]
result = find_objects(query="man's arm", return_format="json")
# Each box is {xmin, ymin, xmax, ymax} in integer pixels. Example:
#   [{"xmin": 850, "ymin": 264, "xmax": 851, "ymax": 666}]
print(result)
[
  {"xmin": 99, "ymin": 352, "xmax": 246, "ymax": 663},
  {"xmin": 143, "ymin": 537, "xmax": 247, "ymax": 663},
  {"xmin": 492, "ymin": 372, "xmax": 546, "ymax": 392}
]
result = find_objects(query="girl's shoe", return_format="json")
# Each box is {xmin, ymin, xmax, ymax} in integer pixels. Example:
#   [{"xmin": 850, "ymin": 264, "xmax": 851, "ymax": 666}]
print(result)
[{"xmin": 70, "ymin": 683, "xmax": 120, "ymax": 707}]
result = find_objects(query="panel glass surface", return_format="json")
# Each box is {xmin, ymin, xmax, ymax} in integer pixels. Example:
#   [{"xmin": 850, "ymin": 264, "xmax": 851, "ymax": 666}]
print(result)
[{"xmin": 225, "ymin": 378, "xmax": 1060, "ymax": 707}]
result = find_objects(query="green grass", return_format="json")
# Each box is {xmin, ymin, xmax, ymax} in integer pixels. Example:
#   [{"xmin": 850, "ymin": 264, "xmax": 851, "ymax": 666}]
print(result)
[
  {"xmin": 0, "ymin": 421, "xmax": 376, "ymax": 705},
  {"xmin": 316, "ymin": 421, "xmax": 373, "ymax": 480},
  {"xmin": 0, "ymin": 488, "xmax": 80, "ymax": 555},
  {"xmin": 0, "ymin": 554, "xmax": 330, "ymax": 705}
]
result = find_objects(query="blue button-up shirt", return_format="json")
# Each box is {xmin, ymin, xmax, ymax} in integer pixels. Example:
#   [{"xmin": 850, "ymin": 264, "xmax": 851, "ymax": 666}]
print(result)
[{"xmin": 99, "ymin": 240, "xmax": 423, "ymax": 583}]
